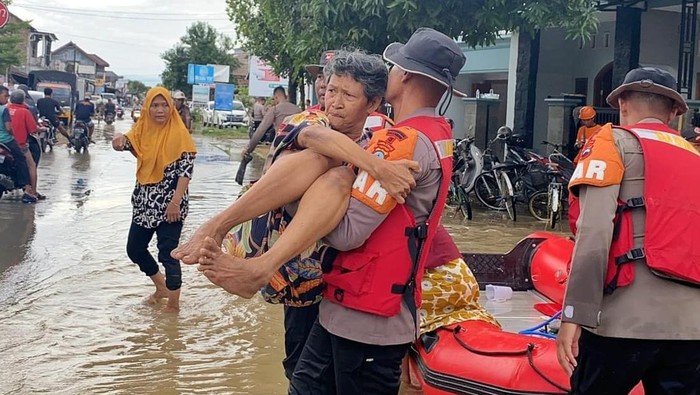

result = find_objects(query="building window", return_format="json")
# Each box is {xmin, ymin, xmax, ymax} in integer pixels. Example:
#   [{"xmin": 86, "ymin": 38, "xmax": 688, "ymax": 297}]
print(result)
[{"xmin": 604, "ymin": 33, "xmax": 610, "ymax": 48}]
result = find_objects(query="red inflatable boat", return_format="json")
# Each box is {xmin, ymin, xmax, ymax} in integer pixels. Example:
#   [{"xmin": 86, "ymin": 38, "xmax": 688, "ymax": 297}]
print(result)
[{"xmin": 407, "ymin": 232, "xmax": 645, "ymax": 395}]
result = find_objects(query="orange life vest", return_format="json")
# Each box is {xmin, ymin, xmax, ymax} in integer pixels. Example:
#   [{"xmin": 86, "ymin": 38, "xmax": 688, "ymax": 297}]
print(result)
[
  {"xmin": 323, "ymin": 116, "xmax": 453, "ymax": 317},
  {"xmin": 569, "ymin": 122, "xmax": 700, "ymax": 293}
]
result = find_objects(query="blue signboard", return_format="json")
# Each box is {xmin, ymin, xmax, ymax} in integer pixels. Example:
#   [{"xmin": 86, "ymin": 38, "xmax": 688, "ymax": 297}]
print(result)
[
  {"xmin": 214, "ymin": 84, "xmax": 235, "ymax": 111},
  {"xmin": 187, "ymin": 64, "xmax": 214, "ymax": 84}
]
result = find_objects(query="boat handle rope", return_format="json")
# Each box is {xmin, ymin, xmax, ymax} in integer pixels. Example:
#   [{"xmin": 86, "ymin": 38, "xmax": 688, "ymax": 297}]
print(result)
[{"xmin": 450, "ymin": 325, "xmax": 569, "ymax": 393}]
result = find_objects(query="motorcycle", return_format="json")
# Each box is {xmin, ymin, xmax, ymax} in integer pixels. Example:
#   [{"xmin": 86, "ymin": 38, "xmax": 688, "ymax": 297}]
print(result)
[
  {"xmin": 71, "ymin": 120, "xmax": 90, "ymax": 154},
  {"xmin": 0, "ymin": 142, "xmax": 19, "ymax": 199},
  {"xmin": 116, "ymin": 107, "xmax": 124, "ymax": 120},
  {"xmin": 38, "ymin": 117, "xmax": 58, "ymax": 153},
  {"xmin": 132, "ymin": 108, "xmax": 141, "ymax": 122},
  {"xmin": 105, "ymin": 112, "xmax": 115, "ymax": 125}
]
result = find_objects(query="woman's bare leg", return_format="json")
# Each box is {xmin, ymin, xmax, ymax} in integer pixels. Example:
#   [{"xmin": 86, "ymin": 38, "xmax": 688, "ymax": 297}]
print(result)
[{"xmin": 173, "ymin": 149, "xmax": 339, "ymax": 264}]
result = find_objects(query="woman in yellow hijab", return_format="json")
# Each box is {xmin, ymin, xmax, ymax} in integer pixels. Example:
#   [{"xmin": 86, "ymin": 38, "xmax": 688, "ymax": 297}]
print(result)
[{"xmin": 112, "ymin": 87, "xmax": 197, "ymax": 313}]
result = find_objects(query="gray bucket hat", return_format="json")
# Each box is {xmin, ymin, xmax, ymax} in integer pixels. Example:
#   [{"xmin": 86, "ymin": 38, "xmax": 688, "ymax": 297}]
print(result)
[
  {"xmin": 305, "ymin": 50, "xmax": 339, "ymax": 78},
  {"xmin": 383, "ymin": 27, "xmax": 467, "ymax": 97},
  {"xmin": 606, "ymin": 67, "xmax": 688, "ymax": 114}
]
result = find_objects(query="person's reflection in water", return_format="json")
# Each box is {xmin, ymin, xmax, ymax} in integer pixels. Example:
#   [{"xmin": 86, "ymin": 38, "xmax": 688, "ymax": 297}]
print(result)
[
  {"xmin": 71, "ymin": 154, "xmax": 92, "ymax": 208},
  {"xmin": 0, "ymin": 204, "xmax": 36, "ymax": 272}
]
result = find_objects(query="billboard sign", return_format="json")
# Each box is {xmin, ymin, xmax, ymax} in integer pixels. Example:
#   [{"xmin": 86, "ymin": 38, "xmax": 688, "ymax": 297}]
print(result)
[
  {"xmin": 192, "ymin": 85, "xmax": 210, "ymax": 103},
  {"xmin": 214, "ymin": 83, "xmax": 235, "ymax": 111},
  {"xmin": 187, "ymin": 64, "xmax": 214, "ymax": 85},
  {"xmin": 211, "ymin": 64, "xmax": 231, "ymax": 83},
  {"xmin": 248, "ymin": 56, "xmax": 288, "ymax": 97}
]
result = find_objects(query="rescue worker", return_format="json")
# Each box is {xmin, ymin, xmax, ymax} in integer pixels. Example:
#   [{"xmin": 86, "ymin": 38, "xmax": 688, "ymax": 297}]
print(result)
[
  {"xmin": 172, "ymin": 91, "xmax": 192, "ymax": 133},
  {"xmin": 573, "ymin": 106, "xmax": 601, "ymax": 162},
  {"xmin": 174, "ymin": 50, "xmax": 417, "ymax": 381},
  {"xmin": 192, "ymin": 27, "xmax": 461, "ymax": 393},
  {"xmin": 557, "ymin": 67, "xmax": 700, "ymax": 394},
  {"xmin": 305, "ymin": 50, "xmax": 337, "ymax": 111}
]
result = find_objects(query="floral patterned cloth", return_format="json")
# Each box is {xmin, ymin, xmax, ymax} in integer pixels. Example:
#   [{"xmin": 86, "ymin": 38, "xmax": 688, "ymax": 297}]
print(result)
[{"xmin": 419, "ymin": 257, "xmax": 500, "ymax": 333}]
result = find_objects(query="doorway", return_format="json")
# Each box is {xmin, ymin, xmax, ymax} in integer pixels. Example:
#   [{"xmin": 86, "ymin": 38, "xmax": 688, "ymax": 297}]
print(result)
[{"xmin": 593, "ymin": 62, "xmax": 613, "ymax": 107}]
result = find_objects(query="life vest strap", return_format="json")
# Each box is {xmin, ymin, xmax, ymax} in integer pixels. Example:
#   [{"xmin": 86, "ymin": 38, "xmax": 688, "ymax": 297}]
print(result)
[
  {"xmin": 612, "ymin": 197, "xmax": 645, "ymax": 241},
  {"xmin": 605, "ymin": 248, "xmax": 645, "ymax": 295}
]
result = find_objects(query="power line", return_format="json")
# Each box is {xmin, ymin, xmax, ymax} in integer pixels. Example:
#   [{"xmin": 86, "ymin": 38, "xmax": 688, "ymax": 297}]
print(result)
[
  {"xmin": 15, "ymin": 2, "xmax": 224, "ymax": 16},
  {"xmin": 12, "ymin": 4, "xmax": 230, "ymax": 21}
]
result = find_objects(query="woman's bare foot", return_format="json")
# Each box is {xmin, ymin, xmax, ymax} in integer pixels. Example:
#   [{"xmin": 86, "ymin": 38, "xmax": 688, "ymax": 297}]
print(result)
[
  {"xmin": 197, "ymin": 236, "xmax": 271, "ymax": 298},
  {"xmin": 145, "ymin": 289, "xmax": 168, "ymax": 304},
  {"xmin": 146, "ymin": 272, "xmax": 169, "ymax": 305},
  {"xmin": 172, "ymin": 220, "xmax": 224, "ymax": 265},
  {"xmin": 163, "ymin": 289, "xmax": 180, "ymax": 313}
]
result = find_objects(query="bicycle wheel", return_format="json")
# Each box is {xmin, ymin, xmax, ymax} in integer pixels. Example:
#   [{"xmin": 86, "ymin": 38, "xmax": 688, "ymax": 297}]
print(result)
[
  {"xmin": 528, "ymin": 191, "xmax": 549, "ymax": 221},
  {"xmin": 497, "ymin": 171, "xmax": 516, "ymax": 221},
  {"xmin": 456, "ymin": 186, "xmax": 472, "ymax": 220},
  {"xmin": 474, "ymin": 174, "xmax": 505, "ymax": 210}
]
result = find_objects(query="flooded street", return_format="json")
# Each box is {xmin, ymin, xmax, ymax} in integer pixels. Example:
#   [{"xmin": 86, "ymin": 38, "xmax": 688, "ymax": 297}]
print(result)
[{"xmin": 0, "ymin": 119, "xmax": 566, "ymax": 394}]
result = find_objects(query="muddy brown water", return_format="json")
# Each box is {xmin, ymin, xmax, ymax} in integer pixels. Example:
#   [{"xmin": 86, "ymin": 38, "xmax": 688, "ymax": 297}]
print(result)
[{"xmin": 0, "ymin": 120, "xmax": 567, "ymax": 394}]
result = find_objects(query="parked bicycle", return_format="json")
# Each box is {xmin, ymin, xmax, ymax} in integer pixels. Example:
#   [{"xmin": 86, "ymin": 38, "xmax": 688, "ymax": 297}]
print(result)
[
  {"xmin": 473, "ymin": 127, "xmax": 551, "ymax": 221},
  {"xmin": 447, "ymin": 136, "xmax": 485, "ymax": 220},
  {"xmin": 528, "ymin": 141, "xmax": 575, "ymax": 228}
]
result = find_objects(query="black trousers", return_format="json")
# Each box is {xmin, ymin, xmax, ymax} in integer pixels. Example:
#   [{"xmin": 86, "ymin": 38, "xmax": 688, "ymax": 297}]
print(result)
[
  {"xmin": 571, "ymin": 329, "xmax": 700, "ymax": 395},
  {"xmin": 289, "ymin": 318, "xmax": 410, "ymax": 395},
  {"xmin": 283, "ymin": 304, "xmax": 320, "ymax": 380},
  {"xmin": 126, "ymin": 221, "xmax": 183, "ymax": 290}
]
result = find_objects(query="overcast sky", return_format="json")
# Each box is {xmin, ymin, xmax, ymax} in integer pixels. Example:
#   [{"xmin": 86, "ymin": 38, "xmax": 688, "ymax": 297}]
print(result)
[{"xmin": 9, "ymin": 0, "xmax": 237, "ymax": 85}]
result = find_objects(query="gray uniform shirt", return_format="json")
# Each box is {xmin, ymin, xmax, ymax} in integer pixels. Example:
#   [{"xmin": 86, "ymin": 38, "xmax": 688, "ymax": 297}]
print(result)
[
  {"xmin": 563, "ymin": 120, "xmax": 700, "ymax": 340},
  {"xmin": 247, "ymin": 101, "xmax": 301, "ymax": 152},
  {"xmin": 320, "ymin": 110, "xmax": 444, "ymax": 345}
]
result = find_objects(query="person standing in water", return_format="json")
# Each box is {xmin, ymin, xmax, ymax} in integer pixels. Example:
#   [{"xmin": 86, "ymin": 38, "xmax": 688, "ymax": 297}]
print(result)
[{"xmin": 112, "ymin": 87, "xmax": 197, "ymax": 312}]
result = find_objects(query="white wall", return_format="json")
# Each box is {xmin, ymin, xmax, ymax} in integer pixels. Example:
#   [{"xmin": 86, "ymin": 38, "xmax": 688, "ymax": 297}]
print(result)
[{"xmin": 533, "ymin": 21, "xmax": 617, "ymax": 146}]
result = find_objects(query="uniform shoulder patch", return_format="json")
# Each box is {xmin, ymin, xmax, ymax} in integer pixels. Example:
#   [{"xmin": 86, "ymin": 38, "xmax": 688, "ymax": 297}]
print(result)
[
  {"xmin": 569, "ymin": 123, "xmax": 624, "ymax": 191},
  {"xmin": 351, "ymin": 126, "xmax": 419, "ymax": 214}
]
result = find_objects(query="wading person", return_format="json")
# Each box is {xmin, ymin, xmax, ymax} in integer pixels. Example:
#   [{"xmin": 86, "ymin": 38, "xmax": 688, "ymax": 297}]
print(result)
[
  {"xmin": 176, "ymin": 50, "xmax": 417, "ymax": 379},
  {"xmin": 180, "ymin": 28, "xmax": 462, "ymax": 393},
  {"xmin": 112, "ymin": 87, "xmax": 197, "ymax": 313},
  {"xmin": 558, "ymin": 67, "xmax": 700, "ymax": 394},
  {"xmin": 243, "ymin": 86, "xmax": 301, "ymax": 157},
  {"xmin": 7, "ymin": 90, "xmax": 41, "ymax": 203}
]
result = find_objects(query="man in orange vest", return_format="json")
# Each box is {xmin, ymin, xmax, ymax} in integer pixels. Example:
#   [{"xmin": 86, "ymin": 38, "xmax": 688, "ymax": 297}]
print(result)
[
  {"xmin": 305, "ymin": 50, "xmax": 337, "ymax": 111},
  {"xmin": 573, "ymin": 106, "xmax": 601, "ymax": 162},
  {"xmin": 558, "ymin": 67, "xmax": 700, "ymax": 394}
]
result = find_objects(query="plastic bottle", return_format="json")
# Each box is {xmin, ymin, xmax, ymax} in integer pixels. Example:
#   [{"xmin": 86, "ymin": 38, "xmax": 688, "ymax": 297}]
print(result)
[{"xmin": 475, "ymin": 89, "xmax": 481, "ymax": 98}]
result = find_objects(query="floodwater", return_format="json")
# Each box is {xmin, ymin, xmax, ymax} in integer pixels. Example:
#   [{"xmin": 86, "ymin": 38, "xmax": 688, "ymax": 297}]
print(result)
[{"xmin": 0, "ymin": 118, "xmax": 566, "ymax": 394}]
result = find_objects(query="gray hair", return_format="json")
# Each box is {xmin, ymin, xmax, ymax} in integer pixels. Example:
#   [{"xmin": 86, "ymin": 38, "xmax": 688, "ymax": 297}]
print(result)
[
  {"xmin": 323, "ymin": 49, "xmax": 387, "ymax": 102},
  {"xmin": 10, "ymin": 89, "xmax": 25, "ymax": 104}
]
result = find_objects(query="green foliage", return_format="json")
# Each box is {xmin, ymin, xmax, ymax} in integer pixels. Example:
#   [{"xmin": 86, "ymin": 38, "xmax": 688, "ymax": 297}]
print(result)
[
  {"xmin": 160, "ymin": 22, "xmax": 241, "ymax": 95},
  {"xmin": 0, "ymin": 21, "xmax": 29, "ymax": 73},
  {"xmin": 127, "ymin": 80, "xmax": 149, "ymax": 97},
  {"xmin": 226, "ymin": 0, "xmax": 599, "ymax": 90}
]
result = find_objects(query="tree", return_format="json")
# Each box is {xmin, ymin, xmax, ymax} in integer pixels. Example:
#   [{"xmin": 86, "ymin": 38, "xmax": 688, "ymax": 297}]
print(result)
[
  {"xmin": 0, "ymin": 20, "xmax": 30, "ymax": 76},
  {"xmin": 226, "ymin": 0, "xmax": 599, "ymax": 100},
  {"xmin": 160, "ymin": 22, "xmax": 240, "ymax": 95},
  {"xmin": 127, "ymin": 80, "xmax": 149, "ymax": 97}
]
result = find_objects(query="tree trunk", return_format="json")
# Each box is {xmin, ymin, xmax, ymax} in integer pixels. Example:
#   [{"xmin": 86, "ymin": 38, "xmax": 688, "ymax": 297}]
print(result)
[{"xmin": 288, "ymin": 76, "xmax": 298, "ymax": 105}]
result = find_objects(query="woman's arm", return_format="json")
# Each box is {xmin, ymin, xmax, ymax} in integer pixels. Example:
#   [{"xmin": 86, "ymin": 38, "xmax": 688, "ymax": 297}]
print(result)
[{"xmin": 297, "ymin": 124, "xmax": 420, "ymax": 201}]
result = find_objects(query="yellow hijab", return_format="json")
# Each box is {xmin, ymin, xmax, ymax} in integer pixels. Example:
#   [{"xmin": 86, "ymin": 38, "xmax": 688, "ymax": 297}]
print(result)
[{"xmin": 126, "ymin": 87, "xmax": 197, "ymax": 184}]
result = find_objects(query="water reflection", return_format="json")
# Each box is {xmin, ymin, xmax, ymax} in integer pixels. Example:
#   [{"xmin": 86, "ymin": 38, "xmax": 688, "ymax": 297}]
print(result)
[
  {"xmin": 0, "ymin": 203, "xmax": 36, "ymax": 272},
  {"xmin": 0, "ymin": 118, "xmax": 565, "ymax": 394}
]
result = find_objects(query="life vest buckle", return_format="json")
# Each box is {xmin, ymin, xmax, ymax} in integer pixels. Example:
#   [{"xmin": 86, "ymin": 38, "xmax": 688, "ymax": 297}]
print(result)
[
  {"xmin": 626, "ymin": 197, "xmax": 645, "ymax": 209},
  {"xmin": 616, "ymin": 248, "xmax": 645, "ymax": 265}
]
